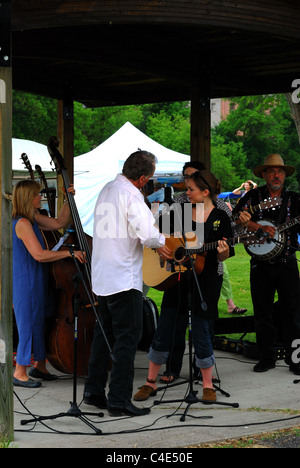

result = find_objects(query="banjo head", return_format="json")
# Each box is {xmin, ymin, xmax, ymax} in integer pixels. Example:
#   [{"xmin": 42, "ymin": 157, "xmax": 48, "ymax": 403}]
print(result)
[{"xmin": 245, "ymin": 219, "xmax": 285, "ymax": 260}]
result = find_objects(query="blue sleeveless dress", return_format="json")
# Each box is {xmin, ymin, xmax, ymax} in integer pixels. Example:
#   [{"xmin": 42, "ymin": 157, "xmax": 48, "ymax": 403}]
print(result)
[{"xmin": 13, "ymin": 217, "xmax": 51, "ymax": 366}]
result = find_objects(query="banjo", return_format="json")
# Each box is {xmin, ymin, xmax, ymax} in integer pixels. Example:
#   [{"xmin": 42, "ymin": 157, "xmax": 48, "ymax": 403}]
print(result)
[{"xmin": 245, "ymin": 215, "xmax": 300, "ymax": 260}]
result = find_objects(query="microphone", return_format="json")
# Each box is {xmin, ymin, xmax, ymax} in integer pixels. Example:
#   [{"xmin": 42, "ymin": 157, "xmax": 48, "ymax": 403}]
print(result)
[{"xmin": 256, "ymin": 228, "xmax": 271, "ymax": 243}]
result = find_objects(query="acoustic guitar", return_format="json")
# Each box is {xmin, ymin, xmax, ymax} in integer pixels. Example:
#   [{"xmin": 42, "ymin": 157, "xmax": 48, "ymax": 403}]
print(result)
[{"xmin": 143, "ymin": 232, "xmax": 260, "ymax": 291}]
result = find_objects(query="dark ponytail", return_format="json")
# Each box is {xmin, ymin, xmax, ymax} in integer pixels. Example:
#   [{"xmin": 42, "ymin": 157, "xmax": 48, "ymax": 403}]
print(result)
[{"xmin": 190, "ymin": 169, "xmax": 220, "ymax": 203}]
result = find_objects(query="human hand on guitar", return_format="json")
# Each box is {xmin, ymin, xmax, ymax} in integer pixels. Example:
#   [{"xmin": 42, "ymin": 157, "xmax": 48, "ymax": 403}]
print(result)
[
  {"xmin": 258, "ymin": 223, "xmax": 276, "ymax": 238},
  {"xmin": 71, "ymin": 250, "xmax": 87, "ymax": 264},
  {"xmin": 62, "ymin": 184, "xmax": 75, "ymax": 199},
  {"xmin": 236, "ymin": 210, "xmax": 251, "ymax": 227},
  {"xmin": 156, "ymin": 245, "xmax": 173, "ymax": 261},
  {"xmin": 217, "ymin": 239, "xmax": 230, "ymax": 262},
  {"xmin": 248, "ymin": 221, "xmax": 276, "ymax": 238}
]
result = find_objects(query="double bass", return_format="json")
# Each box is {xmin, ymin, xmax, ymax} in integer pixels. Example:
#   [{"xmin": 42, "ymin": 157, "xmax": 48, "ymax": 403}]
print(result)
[{"xmin": 45, "ymin": 137, "xmax": 97, "ymax": 377}]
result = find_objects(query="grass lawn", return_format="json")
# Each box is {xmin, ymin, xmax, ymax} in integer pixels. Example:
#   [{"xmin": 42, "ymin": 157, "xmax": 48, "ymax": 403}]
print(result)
[
  {"xmin": 147, "ymin": 243, "xmax": 255, "ymax": 342},
  {"xmin": 147, "ymin": 244, "xmax": 300, "ymax": 343}
]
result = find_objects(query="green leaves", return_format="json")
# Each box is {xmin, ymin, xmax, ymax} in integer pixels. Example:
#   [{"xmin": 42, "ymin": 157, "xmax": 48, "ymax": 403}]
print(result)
[{"xmin": 12, "ymin": 92, "xmax": 300, "ymax": 191}]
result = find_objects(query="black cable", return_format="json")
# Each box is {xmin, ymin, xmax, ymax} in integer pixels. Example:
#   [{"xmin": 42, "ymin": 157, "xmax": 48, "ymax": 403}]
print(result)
[
  {"xmin": 14, "ymin": 353, "xmax": 300, "ymax": 438},
  {"xmin": 14, "ymin": 393, "xmax": 300, "ymax": 438}
]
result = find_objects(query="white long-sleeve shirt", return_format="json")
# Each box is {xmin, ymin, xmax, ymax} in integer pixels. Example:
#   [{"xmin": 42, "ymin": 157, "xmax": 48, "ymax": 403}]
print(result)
[{"xmin": 92, "ymin": 174, "xmax": 165, "ymax": 296}]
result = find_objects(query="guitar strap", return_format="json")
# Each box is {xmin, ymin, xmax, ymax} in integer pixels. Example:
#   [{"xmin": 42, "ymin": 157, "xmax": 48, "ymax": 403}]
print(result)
[
  {"xmin": 258, "ymin": 188, "xmax": 290, "ymax": 224},
  {"xmin": 276, "ymin": 190, "xmax": 291, "ymax": 225},
  {"xmin": 274, "ymin": 190, "xmax": 292, "ymax": 257},
  {"xmin": 203, "ymin": 208, "xmax": 221, "ymax": 247}
]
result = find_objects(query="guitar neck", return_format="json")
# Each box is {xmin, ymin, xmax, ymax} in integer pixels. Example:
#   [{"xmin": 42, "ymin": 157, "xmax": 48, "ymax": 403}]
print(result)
[
  {"xmin": 278, "ymin": 215, "xmax": 300, "ymax": 233},
  {"xmin": 48, "ymin": 137, "xmax": 95, "ymax": 299},
  {"xmin": 231, "ymin": 197, "xmax": 281, "ymax": 222},
  {"xmin": 61, "ymin": 167, "xmax": 92, "ymax": 268},
  {"xmin": 187, "ymin": 236, "xmax": 243, "ymax": 255}
]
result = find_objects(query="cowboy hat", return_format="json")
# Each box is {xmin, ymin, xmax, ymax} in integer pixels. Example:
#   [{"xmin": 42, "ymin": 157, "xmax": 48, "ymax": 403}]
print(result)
[{"xmin": 253, "ymin": 154, "xmax": 295, "ymax": 178}]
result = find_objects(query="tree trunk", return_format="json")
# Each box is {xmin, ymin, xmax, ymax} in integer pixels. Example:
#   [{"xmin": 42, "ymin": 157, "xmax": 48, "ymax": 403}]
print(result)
[{"xmin": 285, "ymin": 93, "xmax": 300, "ymax": 145}]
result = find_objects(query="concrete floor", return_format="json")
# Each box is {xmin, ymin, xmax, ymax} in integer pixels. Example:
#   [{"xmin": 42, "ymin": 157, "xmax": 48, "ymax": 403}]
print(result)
[{"xmin": 12, "ymin": 347, "xmax": 300, "ymax": 449}]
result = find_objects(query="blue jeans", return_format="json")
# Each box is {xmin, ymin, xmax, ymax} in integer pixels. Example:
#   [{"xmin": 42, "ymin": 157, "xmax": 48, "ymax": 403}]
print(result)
[
  {"xmin": 84, "ymin": 289, "xmax": 143, "ymax": 407},
  {"xmin": 148, "ymin": 306, "xmax": 215, "ymax": 370}
]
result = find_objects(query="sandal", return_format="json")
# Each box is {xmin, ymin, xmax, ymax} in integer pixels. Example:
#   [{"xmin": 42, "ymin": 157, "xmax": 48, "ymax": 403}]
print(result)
[
  {"xmin": 229, "ymin": 307, "xmax": 247, "ymax": 315},
  {"xmin": 159, "ymin": 375, "xmax": 177, "ymax": 384}
]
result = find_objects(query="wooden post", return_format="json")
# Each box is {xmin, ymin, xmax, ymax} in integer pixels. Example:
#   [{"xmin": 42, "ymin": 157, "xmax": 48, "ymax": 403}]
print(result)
[
  {"xmin": 190, "ymin": 87, "xmax": 211, "ymax": 169},
  {"xmin": 57, "ymin": 95, "xmax": 74, "ymax": 216},
  {"xmin": 285, "ymin": 92, "xmax": 300, "ymax": 146},
  {"xmin": 0, "ymin": 0, "xmax": 14, "ymax": 441}
]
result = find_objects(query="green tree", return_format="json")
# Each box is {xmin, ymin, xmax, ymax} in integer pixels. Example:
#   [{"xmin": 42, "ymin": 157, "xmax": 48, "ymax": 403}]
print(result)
[
  {"xmin": 12, "ymin": 92, "xmax": 300, "ymax": 191},
  {"xmin": 73, "ymin": 103, "xmax": 145, "ymax": 155},
  {"xmin": 146, "ymin": 111, "xmax": 190, "ymax": 155},
  {"xmin": 213, "ymin": 95, "xmax": 300, "ymax": 190},
  {"xmin": 12, "ymin": 91, "xmax": 57, "ymax": 143},
  {"xmin": 211, "ymin": 134, "xmax": 251, "ymax": 191}
]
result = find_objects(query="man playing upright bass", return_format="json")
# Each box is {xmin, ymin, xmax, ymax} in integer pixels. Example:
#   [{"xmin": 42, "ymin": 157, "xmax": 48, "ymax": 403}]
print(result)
[{"xmin": 233, "ymin": 154, "xmax": 300, "ymax": 375}]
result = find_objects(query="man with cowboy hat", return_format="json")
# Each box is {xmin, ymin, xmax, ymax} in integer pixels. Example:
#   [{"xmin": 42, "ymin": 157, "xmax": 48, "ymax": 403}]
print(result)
[{"xmin": 233, "ymin": 154, "xmax": 300, "ymax": 374}]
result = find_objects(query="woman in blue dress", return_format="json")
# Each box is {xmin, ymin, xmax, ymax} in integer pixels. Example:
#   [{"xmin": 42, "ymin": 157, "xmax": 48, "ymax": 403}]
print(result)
[{"xmin": 12, "ymin": 180, "xmax": 86, "ymax": 388}]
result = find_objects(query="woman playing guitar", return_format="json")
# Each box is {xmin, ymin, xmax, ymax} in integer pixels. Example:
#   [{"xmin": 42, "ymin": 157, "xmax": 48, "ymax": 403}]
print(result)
[{"xmin": 134, "ymin": 169, "xmax": 234, "ymax": 403}]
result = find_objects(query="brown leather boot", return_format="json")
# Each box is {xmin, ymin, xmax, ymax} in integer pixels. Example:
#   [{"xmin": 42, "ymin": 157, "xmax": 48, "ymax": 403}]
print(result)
[
  {"xmin": 202, "ymin": 387, "xmax": 217, "ymax": 402},
  {"xmin": 134, "ymin": 379, "xmax": 157, "ymax": 401}
]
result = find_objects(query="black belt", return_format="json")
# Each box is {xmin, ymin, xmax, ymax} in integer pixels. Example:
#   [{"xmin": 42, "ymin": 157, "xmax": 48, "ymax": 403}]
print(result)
[
  {"xmin": 251, "ymin": 254, "xmax": 296, "ymax": 266},
  {"xmin": 267, "ymin": 253, "xmax": 296, "ymax": 265}
]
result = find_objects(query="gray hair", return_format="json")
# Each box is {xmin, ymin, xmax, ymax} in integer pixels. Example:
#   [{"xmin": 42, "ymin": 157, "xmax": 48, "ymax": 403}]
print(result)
[{"xmin": 122, "ymin": 150, "xmax": 157, "ymax": 181}]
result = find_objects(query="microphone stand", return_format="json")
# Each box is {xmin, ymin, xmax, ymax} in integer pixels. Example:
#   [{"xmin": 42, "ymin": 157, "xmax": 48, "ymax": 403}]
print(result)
[
  {"xmin": 65, "ymin": 246, "xmax": 116, "ymax": 364},
  {"xmin": 154, "ymin": 232, "xmax": 239, "ymax": 422}
]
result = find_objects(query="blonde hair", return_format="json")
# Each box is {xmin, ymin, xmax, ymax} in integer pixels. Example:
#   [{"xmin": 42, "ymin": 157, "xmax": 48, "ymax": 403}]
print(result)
[{"xmin": 12, "ymin": 180, "xmax": 41, "ymax": 223}]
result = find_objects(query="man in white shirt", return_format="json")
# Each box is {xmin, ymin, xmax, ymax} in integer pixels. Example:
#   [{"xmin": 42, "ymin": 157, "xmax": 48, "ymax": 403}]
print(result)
[{"xmin": 83, "ymin": 150, "xmax": 171, "ymax": 417}]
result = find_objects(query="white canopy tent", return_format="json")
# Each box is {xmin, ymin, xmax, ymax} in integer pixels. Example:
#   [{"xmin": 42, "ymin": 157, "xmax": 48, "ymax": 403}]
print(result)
[
  {"xmin": 74, "ymin": 121, "xmax": 190, "ymax": 177},
  {"xmin": 74, "ymin": 122, "xmax": 190, "ymax": 236},
  {"xmin": 12, "ymin": 138, "xmax": 54, "ymax": 177},
  {"xmin": 12, "ymin": 123, "xmax": 191, "ymax": 236}
]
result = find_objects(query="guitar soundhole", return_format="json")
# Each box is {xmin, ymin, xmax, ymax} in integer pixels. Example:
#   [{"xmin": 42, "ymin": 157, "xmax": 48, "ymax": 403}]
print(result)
[{"xmin": 174, "ymin": 246, "xmax": 186, "ymax": 263}]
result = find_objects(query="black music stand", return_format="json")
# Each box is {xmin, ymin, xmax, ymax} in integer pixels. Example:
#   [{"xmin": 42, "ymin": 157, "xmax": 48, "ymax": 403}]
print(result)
[
  {"xmin": 20, "ymin": 272, "xmax": 104, "ymax": 434},
  {"xmin": 153, "ymin": 232, "xmax": 239, "ymax": 421}
]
